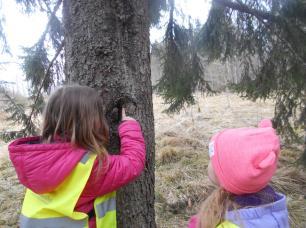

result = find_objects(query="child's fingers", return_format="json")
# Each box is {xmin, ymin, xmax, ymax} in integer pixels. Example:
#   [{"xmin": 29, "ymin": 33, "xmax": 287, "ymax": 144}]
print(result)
[
  {"xmin": 122, "ymin": 108, "xmax": 126, "ymax": 119},
  {"xmin": 121, "ymin": 108, "xmax": 136, "ymax": 121},
  {"xmin": 123, "ymin": 116, "xmax": 136, "ymax": 121}
]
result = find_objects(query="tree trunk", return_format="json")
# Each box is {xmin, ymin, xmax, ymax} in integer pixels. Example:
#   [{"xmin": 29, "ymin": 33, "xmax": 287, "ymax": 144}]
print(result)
[
  {"xmin": 302, "ymin": 124, "xmax": 306, "ymax": 166},
  {"xmin": 63, "ymin": 0, "xmax": 156, "ymax": 227}
]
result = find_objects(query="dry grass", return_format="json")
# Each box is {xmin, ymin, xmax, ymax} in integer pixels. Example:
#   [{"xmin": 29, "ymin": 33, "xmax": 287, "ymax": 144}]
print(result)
[
  {"xmin": 154, "ymin": 93, "xmax": 306, "ymax": 228},
  {"xmin": 0, "ymin": 105, "xmax": 25, "ymax": 227}
]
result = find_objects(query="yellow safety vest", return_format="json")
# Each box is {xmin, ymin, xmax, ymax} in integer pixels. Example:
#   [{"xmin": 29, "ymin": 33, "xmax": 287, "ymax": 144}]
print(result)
[
  {"xmin": 20, "ymin": 152, "xmax": 116, "ymax": 228},
  {"xmin": 217, "ymin": 220, "xmax": 239, "ymax": 228}
]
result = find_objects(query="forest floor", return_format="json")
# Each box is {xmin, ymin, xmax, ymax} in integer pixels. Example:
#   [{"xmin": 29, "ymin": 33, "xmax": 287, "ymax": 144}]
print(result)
[{"xmin": 0, "ymin": 93, "xmax": 305, "ymax": 227}]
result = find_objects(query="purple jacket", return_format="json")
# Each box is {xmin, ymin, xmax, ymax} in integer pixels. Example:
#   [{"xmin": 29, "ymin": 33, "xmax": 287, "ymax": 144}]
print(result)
[{"xmin": 189, "ymin": 189, "xmax": 289, "ymax": 228}]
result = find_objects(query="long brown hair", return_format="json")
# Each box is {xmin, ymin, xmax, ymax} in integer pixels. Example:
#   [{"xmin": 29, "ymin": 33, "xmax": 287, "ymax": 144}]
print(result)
[
  {"xmin": 197, "ymin": 188, "xmax": 239, "ymax": 228},
  {"xmin": 42, "ymin": 85, "xmax": 109, "ymax": 158}
]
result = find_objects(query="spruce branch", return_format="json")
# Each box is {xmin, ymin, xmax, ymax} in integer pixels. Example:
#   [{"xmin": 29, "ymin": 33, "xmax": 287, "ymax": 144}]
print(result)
[
  {"xmin": 0, "ymin": 86, "xmax": 36, "ymax": 141},
  {"xmin": 37, "ymin": 0, "xmax": 63, "ymax": 47},
  {"xmin": 155, "ymin": 0, "xmax": 213, "ymax": 113},
  {"xmin": 25, "ymin": 39, "xmax": 64, "ymax": 129},
  {"xmin": 42, "ymin": 0, "xmax": 56, "ymax": 15},
  {"xmin": 215, "ymin": 0, "xmax": 276, "ymax": 21},
  {"xmin": 215, "ymin": 0, "xmax": 306, "ymax": 67},
  {"xmin": 149, "ymin": 0, "xmax": 168, "ymax": 26},
  {"xmin": 255, "ymin": 17, "xmax": 306, "ymax": 67}
]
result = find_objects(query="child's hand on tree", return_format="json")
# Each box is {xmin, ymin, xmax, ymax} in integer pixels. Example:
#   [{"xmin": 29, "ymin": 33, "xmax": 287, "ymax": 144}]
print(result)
[{"xmin": 121, "ymin": 108, "xmax": 136, "ymax": 121}]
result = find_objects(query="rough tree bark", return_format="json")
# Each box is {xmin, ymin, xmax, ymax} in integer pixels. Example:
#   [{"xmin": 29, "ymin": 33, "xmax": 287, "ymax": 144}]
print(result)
[{"xmin": 63, "ymin": 0, "xmax": 155, "ymax": 227}]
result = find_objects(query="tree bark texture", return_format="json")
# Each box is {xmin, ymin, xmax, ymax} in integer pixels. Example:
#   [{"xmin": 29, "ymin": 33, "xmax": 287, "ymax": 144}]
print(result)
[{"xmin": 63, "ymin": 0, "xmax": 155, "ymax": 227}]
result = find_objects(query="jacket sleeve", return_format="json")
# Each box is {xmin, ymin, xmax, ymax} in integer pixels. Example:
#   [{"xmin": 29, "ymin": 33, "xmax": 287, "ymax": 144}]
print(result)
[
  {"xmin": 86, "ymin": 120, "xmax": 146, "ymax": 197},
  {"xmin": 188, "ymin": 215, "xmax": 198, "ymax": 228}
]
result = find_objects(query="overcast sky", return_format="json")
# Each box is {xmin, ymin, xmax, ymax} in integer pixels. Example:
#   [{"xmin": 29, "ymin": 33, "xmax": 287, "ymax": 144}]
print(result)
[{"xmin": 0, "ymin": 0, "xmax": 211, "ymax": 95}]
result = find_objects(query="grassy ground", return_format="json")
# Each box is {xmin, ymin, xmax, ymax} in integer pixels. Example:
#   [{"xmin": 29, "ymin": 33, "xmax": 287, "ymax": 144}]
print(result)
[
  {"xmin": 0, "ymin": 93, "xmax": 305, "ymax": 227},
  {"xmin": 0, "ymin": 110, "xmax": 25, "ymax": 227}
]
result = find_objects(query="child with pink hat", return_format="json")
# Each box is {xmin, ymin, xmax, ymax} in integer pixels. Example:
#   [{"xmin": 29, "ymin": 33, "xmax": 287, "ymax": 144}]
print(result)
[{"xmin": 188, "ymin": 119, "xmax": 289, "ymax": 228}]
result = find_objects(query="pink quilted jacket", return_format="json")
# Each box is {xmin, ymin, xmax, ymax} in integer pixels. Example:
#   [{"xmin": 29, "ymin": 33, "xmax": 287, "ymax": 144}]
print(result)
[{"xmin": 8, "ymin": 120, "xmax": 146, "ymax": 228}]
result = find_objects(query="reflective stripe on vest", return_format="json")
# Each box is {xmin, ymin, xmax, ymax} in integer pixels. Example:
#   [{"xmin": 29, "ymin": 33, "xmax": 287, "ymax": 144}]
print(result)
[
  {"xmin": 20, "ymin": 214, "xmax": 86, "ymax": 228},
  {"xmin": 96, "ymin": 195, "xmax": 116, "ymax": 218},
  {"xmin": 20, "ymin": 152, "xmax": 117, "ymax": 228},
  {"xmin": 95, "ymin": 191, "xmax": 116, "ymax": 227}
]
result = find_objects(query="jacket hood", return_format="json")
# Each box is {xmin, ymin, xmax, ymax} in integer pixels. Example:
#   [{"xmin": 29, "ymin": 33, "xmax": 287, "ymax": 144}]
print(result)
[
  {"xmin": 226, "ymin": 193, "xmax": 289, "ymax": 227},
  {"xmin": 8, "ymin": 136, "xmax": 86, "ymax": 194}
]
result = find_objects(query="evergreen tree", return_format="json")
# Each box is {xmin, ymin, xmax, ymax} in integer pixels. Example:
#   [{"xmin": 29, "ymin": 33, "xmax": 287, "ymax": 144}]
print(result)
[
  {"xmin": 155, "ymin": 0, "xmax": 306, "ymax": 163},
  {"xmin": 197, "ymin": 0, "xmax": 306, "ymax": 162},
  {"xmin": 63, "ymin": 0, "xmax": 156, "ymax": 226},
  {"xmin": 0, "ymin": 0, "xmax": 65, "ymax": 139},
  {"xmin": 2, "ymin": 1, "xmax": 305, "ymax": 157},
  {"xmin": 1, "ymin": 0, "xmax": 306, "ymax": 221},
  {"xmin": 154, "ymin": 0, "xmax": 213, "ymax": 113},
  {"xmin": 0, "ymin": 0, "xmax": 167, "ymax": 140},
  {"xmin": 0, "ymin": 1, "xmax": 305, "ymax": 227},
  {"xmin": 0, "ymin": 0, "xmax": 167, "ymax": 226}
]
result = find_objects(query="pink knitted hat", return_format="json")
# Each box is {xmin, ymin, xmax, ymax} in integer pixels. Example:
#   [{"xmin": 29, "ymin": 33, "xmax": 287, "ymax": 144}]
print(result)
[{"xmin": 209, "ymin": 119, "xmax": 280, "ymax": 195}]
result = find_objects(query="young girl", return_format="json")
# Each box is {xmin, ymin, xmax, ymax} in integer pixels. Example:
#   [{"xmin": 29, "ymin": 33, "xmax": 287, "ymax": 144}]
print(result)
[
  {"xmin": 8, "ymin": 85, "xmax": 146, "ymax": 228},
  {"xmin": 189, "ymin": 119, "xmax": 289, "ymax": 228}
]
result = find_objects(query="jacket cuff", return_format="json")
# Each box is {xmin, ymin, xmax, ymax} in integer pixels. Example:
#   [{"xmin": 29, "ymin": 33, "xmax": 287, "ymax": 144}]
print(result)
[{"xmin": 118, "ymin": 120, "xmax": 141, "ymax": 134}]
